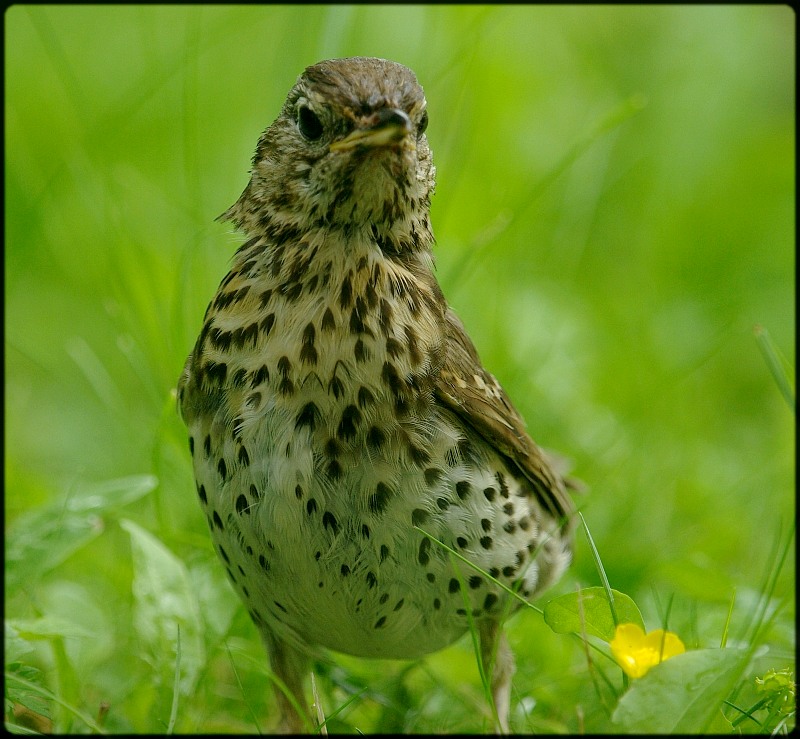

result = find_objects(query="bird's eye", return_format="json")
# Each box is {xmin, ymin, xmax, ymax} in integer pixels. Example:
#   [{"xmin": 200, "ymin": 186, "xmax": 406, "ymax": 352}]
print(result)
[
  {"xmin": 297, "ymin": 105, "xmax": 324, "ymax": 141},
  {"xmin": 417, "ymin": 110, "xmax": 429, "ymax": 137}
]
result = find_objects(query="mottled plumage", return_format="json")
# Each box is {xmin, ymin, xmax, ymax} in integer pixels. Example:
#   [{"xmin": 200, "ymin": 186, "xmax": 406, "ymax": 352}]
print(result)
[{"xmin": 178, "ymin": 57, "xmax": 575, "ymax": 733}]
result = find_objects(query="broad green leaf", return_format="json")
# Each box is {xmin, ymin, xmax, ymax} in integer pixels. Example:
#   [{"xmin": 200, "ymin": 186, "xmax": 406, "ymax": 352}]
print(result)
[
  {"xmin": 121, "ymin": 519, "xmax": 204, "ymax": 696},
  {"xmin": 5, "ymin": 475, "xmax": 157, "ymax": 590},
  {"xmin": 543, "ymin": 587, "xmax": 645, "ymax": 642},
  {"xmin": 612, "ymin": 648, "xmax": 749, "ymax": 733}
]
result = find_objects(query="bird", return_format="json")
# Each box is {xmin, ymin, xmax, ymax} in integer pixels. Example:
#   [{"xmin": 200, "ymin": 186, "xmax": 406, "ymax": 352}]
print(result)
[{"xmin": 178, "ymin": 56, "xmax": 576, "ymax": 733}]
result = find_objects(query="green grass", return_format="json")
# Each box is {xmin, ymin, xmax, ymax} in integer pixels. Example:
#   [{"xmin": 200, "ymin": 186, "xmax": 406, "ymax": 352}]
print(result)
[{"xmin": 5, "ymin": 5, "xmax": 794, "ymax": 734}]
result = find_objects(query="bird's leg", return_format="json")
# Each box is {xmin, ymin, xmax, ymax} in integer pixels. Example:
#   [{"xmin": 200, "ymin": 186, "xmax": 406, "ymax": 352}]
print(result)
[
  {"xmin": 259, "ymin": 628, "xmax": 312, "ymax": 733},
  {"xmin": 479, "ymin": 619, "xmax": 515, "ymax": 734}
]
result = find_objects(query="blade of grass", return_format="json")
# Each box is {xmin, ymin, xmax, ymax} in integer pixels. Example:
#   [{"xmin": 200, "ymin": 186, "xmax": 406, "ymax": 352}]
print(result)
[{"xmin": 754, "ymin": 324, "xmax": 795, "ymax": 411}]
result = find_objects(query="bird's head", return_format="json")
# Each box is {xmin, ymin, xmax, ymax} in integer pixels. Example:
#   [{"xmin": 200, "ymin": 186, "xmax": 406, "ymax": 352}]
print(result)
[{"xmin": 223, "ymin": 57, "xmax": 435, "ymax": 255}]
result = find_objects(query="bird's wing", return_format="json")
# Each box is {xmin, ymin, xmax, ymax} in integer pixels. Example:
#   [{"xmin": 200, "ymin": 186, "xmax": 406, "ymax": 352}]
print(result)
[{"xmin": 435, "ymin": 308, "xmax": 575, "ymax": 526}]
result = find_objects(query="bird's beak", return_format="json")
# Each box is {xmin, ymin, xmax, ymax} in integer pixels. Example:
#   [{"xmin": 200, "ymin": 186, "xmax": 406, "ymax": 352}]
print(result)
[{"xmin": 330, "ymin": 108, "xmax": 414, "ymax": 152}]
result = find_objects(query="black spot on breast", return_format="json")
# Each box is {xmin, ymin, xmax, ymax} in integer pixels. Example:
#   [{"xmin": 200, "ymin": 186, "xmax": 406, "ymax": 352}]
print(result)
[
  {"xmin": 218, "ymin": 546, "xmax": 230, "ymax": 564},
  {"xmin": 349, "ymin": 306, "xmax": 369, "ymax": 336},
  {"xmin": 231, "ymin": 367, "xmax": 247, "ymax": 387},
  {"xmin": 408, "ymin": 444, "xmax": 430, "ymax": 466},
  {"xmin": 295, "ymin": 485, "xmax": 303, "ymax": 499},
  {"xmin": 503, "ymin": 521, "xmax": 517, "ymax": 534},
  {"xmin": 340, "ymin": 564, "xmax": 351, "ymax": 577},
  {"xmin": 381, "ymin": 362, "xmax": 404, "ymax": 396},
  {"xmin": 251, "ymin": 364, "xmax": 269, "ymax": 386},
  {"xmin": 469, "ymin": 576, "xmax": 482, "ymax": 589},
  {"xmin": 456, "ymin": 481, "xmax": 471, "ymax": 500},
  {"xmin": 322, "ymin": 511, "xmax": 339, "ymax": 535},
  {"xmin": 328, "ymin": 374, "xmax": 345, "ymax": 399},
  {"xmin": 217, "ymin": 458, "xmax": 227, "ymax": 481},
  {"xmin": 238, "ymin": 446, "xmax": 250, "ymax": 466},
  {"xmin": 503, "ymin": 502, "xmax": 515, "ymax": 516},
  {"xmin": 197, "ymin": 484, "xmax": 207, "ymax": 504},
  {"xmin": 358, "ymin": 386, "xmax": 375, "ymax": 408},
  {"xmin": 483, "ymin": 487, "xmax": 496, "ymax": 501},
  {"xmin": 404, "ymin": 325, "xmax": 422, "ymax": 365},
  {"xmin": 367, "ymin": 426, "xmax": 385, "ymax": 450},
  {"xmin": 436, "ymin": 497, "xmax": 449, "ymax": 510},
  {"xmin": 188, "ymin": 436, "xmax": 194, "ymax": 456},
  {"xmin": 284, "ymin": 282, "xmax": 302, "ymax": 302},
  {"xmin": 324, "ymin": 437, "xmax": 341, "ymax": 458},
  {"xmin": 337, "ymin": 404, "xmax": 361, "ymax": 441},
  {"xmin": 374, "ymin": 616, "xmax": 386, "ymax": 629},
  {"xmin": 365, "ymin": 280, "xmax": 378, "ymax": 309},
  {"xmin": 496, "ymin": 471, "xmax": 510, "ymax": 498},
  {"xmin": 327, "ymin": 459, "xmax": 342, "ymax": 480},
  {"xmin": 366, "ymin": 571, "xmax": 377, "ymax": 588},
  {"xmin": 418, "ymin": 537, "xmax": 430, "ymax": 565},
  {"xmin": 480, "ymin": 536, "xmax": 493, "ymax": 550},
  {"xmin": 260, "ymin": 313, "xmax": 276, "ymax": 337},
  {"xmin": 212, "ymin": 511, "xmax": 224, "ymax": 530},
  {"xmin": 424, "ymin": 468, "xmax": 442, "ymax": 486},
  {"xmin": 321, "ymin": 307, "xmax": 336, "ymax": 331},
  {"xmin": 306, "ymin": 498, "xmax": 318, "ymax": 515},
  {"xmin": 379, "ymin": 298, "xmax": 393, "ymax": 334},
  {"xmin": 300, "ymin": 323, "xmax": 317, "ymax": 365},
  {"xmin": 481, "ymin": 518, "xmax": 491, "ymax": 532},
  {"xmin": 456, "ymin": 536, "xmax": 468, "ymax": 549},
  {"xmin": 210, "ymin": 328, "xmax": 232, "ymax": 351},
  {"xmin": 339, "ymin": 273, "xmax": 353, "ymax": 309},
  {"xmin": 448, "ymin": 578, "xmax": 460, "ymax": 594},
  {"xmin": 295, "ymin": 401, "xmax": 320, "ymax": 431},
  {"xmin": 249, "ymin": 483, "xmax": 260, "ymax": 499},
  {"xmin": 235, "ymin": 494, "xmax": 249, "ymax": 514},
  {"xmin": 411, "ymin": 508, "xmax": 429, "ymax": 526},
  {"xmin": 385, "ymin": 337, "xmax": 403, "ymax": 358},
  {"xmin": 369, "ymin": 482, "xmax": 393, "ymax": 514},
  {"xmin": 206, "ymin": 361, "xmax": 227, "ymax": 385},
  {"xmin": 354, "ymin": 338, "xmax": 370, "ymax": 363},
  {"xmin": 380, "ymin": 544, "xmax": 389, "ymax": 562},
  {"xmin": 393, "ymin": 599, "xmax": 404, "ymax": 611}
]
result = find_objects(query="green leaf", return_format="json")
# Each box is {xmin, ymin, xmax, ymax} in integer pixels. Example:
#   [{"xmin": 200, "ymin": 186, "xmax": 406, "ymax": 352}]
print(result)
[
  {"xmin": 5, "ymin": 475, "xmax": 157, "ymax": 590},
  {"xmin": 121, "ymin": 519, "xmax": 204, "ymax": 698},
  {"xmin": 543, "ymin": 587, "xmax": 645, "ymax": 642},
  {"xmin": 612, "ymin": 648, "xmax": 749, "ymax": 733}
]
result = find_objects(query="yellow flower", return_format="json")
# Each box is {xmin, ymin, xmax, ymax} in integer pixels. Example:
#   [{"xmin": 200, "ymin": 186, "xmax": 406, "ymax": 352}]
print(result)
[{"xmin": 610, "ymin": 623, "xmax": 686, "ymax": 678}]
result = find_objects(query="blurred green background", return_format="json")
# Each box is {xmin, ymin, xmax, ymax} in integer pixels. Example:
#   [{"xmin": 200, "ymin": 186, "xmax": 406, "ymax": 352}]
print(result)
[{"xmin": 5, "ymin": 5, "xmax": 794, "ymax": 734}]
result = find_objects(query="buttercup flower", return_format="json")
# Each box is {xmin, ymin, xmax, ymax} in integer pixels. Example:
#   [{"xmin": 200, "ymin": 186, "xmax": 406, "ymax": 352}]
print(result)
[{"xmin": 610, "ymin": 623, "xmax": 686, "ymax": 678}]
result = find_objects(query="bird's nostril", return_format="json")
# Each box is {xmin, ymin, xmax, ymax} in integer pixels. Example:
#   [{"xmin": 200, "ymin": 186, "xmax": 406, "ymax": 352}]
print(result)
[{"xmin": 374, "ymin": 108, "xmax": 411, "ymax": 129}]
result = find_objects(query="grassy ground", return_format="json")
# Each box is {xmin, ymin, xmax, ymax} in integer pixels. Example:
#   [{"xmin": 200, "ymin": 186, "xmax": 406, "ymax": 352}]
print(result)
[{"xmin": 5, "ymin": 5, "xmax": 794, "ymax": 734}]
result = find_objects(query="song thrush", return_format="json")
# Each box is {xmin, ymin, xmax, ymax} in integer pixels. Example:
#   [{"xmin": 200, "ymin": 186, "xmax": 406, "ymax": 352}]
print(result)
[{"xmin": 178, "ymin": 56, "xmax": 575, "ymax": 733}]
